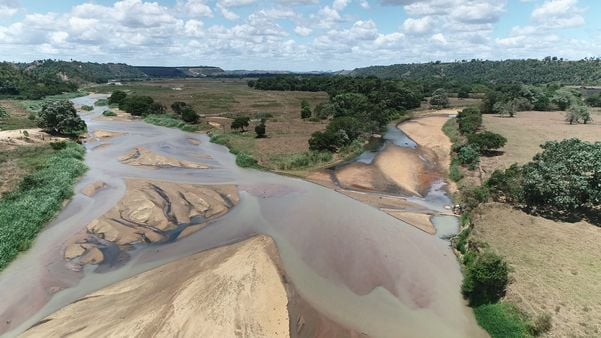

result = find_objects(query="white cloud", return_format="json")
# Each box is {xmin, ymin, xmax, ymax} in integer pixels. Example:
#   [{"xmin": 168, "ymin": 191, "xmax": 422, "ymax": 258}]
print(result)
[
  {"xmin": 402, "ymin": 16, "xmax": 433, "ymax": 35},
  {"xmin": 531, "ymin": 0, "xmax": 584, "ymax": 28},
  {"xmin": 180, "ymin": 0, "xmax": 213, "ymax": 17},
  {"xmin": 294, "ymin": 25, "xmax": 312, "ymax": 36}
]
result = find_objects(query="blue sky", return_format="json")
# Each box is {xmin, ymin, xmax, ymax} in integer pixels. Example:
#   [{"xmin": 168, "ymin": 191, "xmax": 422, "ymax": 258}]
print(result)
[{"xmin": 0, "ymin": 0, "xmax": 599, "ymax": 70}]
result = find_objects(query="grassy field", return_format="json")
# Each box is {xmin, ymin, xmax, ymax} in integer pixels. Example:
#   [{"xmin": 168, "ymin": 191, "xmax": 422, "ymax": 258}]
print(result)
[
  {"xmin": 464, "ymin": 109, "xmax": 601, "ymax": 337},
  {"xmin": 481, "ymin": 110, "xmax": 601, "ymax": 177},
  {"xmin": 0, "ymin": 100, "xmax": 37, "ymax": 131},
  {"xmin": 91, "ymin": 79, "xmax": 333, "ymax": 170}
]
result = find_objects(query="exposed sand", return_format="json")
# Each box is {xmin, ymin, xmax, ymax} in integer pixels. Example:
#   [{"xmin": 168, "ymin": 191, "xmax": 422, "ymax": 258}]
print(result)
[
  {"xmin": 373, "ymin": 146, "xmax": 430, "ymax": 197},
  {"xmin": 88, "ymin": 130, "xmax": 124, "ymax": 140},
  {"xmin": 399, "ymin": 113, "xmax": 455, "ymax": 174},
  {"xmin": 119, "ymin": 147, "xmax": 209, "ymax": 169},
  {"xmin": 64, "ymin": 180, "xmax": 239, "ymax": 266},
  {"xmin": 0, "ymin": 128, "xmax": 63, "ymax": 148},
  {"xmin": 80, "ymin": 181, "xmax": 107, "ymax": 197},
  {"xmin": 26, "ymin": 236, "xmax": 291, "ymax": 338}
]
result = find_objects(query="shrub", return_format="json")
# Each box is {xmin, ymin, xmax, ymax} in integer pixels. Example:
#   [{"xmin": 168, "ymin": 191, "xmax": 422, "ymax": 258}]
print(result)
[
  {"xmin": 0, "ymin": 107, "xmax": 8, "ymax": 119},
  {"xmin": 275, "ymin": 151, "xmax": 333, "ymax": 170},
  {"xmin": 181, "ymin": 107, "xmax": 199, "ymax": 123},
  {"xmin": 486, "ymin": 164, "xmax": 523, "ymax": 203},
  {"xmin": 468, "ymin": 131, "xmax": 507, "ymax": 152},
  {"xmin": 462, "ymin": 251, "xmax": 509, "ymax": 306},
  {"xmin": 255, "ymin": 121, "xmax": 266, "ymax": 138},
  {"xmin": 81, "ymin": 105, "xmax": 94, "ymax": 111},
  {"xmin": 144, "ymin": 114, "xmax": 198, "ymax": 132},
  {"xmin": 235, "ymin": 153, "xmax": 258, "ymax": 168},
  {"xmin": 449, "ymin": 160, "xmax": 464, "ymax": 182},
  {"xmin": 108, "ymin": 90, "xmax": 127, "ymax": 105},
  {"xmin": 120, "ymin": 95, "xmax": 155, "ymax": 116},
  {"xmin": 529, "ymin": 313, "xmax": 552, "ymax": 336},
  {"xmin": 231, "ymin": 116, "xmax": 250, "ymax": 132},
  {"xmin": 457, "ymin": 107, "xmax": 482, "ymax": 135},
  {"xmin": 102, "ymin": 110, "xmax": 117, "ymax": 117},
  {"xmin": 458, "ymin": 144, "xmax": 480, "ymax": 170},
  {"xmin": 171, "ymin": 101, "xmax": 187, "ymax": 115},
  {"xmin": 301, "ymin": 99, "xmax": 312, "ymax": 119},
  {"xmin": 430, "ymin": 88, "xmax": 450, "ymax": 108}
]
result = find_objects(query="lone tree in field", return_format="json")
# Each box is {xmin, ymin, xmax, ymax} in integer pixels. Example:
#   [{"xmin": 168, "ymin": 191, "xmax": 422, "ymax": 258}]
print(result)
[
  {"xmin": 231, "ymin": 116, "xmax": 250, "ymax": 132},
  {"xmin": 255, "ymin": 119, "xmax": 266, "ymax": 138},
  {"xmin": 566, "ymin": 104, "xmax": 591, "ymax": 124},
  {"xmin": 38, "ymin": 100, "xmax": 87, "ymax": 136},
  {"xmin": 462, "ymin": 251, "xmax": 509, "ymax": 306},
  {"xmin": 429, "ymin": 88, "xmax": 449, "ymax": 109},
  {"xmin": 467, "ymin": 131, "xmax": 507, "ymax": 153},
  {"xmin": 300, "ymin": 99, "xmax": 312, "ymax": 119},
  {"xmin": 108, "ymin": 90, "xmax": 127, "ymax": 105}
]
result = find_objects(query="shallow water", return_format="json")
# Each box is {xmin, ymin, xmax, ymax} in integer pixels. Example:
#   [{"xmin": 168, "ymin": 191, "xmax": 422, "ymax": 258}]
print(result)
[{"xmin": 0, "ymin": 95, "xmax": 485, "ymax": 338}]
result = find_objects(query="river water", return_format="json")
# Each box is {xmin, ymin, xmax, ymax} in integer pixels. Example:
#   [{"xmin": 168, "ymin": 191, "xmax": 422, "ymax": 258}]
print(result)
[{"xmin": 0, "ymin": 95, "xmax": 486, "ymax": 337}]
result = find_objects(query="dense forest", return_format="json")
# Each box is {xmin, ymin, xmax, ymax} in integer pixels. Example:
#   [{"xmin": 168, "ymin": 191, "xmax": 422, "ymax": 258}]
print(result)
[{"xmin": 350, "ymin": 58, "xmax": 601, "ymax": 85}]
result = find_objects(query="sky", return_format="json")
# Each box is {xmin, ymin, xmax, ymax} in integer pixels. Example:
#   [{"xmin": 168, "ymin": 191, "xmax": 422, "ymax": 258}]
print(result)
[{"xmin": 0, "ymin": 0, "xmax": 599, "ymax": 71}]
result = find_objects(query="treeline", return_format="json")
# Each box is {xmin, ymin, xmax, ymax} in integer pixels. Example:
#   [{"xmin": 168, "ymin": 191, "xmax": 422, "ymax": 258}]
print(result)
[
  {"xmin": 20, "ymin": 60, "xmax": 145, "ymax": 84},
  {"xmin": 0, "ymin": 62, "xmax": 77, "ymax": 99},
  {"xmin": 251, "ymin": 76, "xmax": 423, "ymax": 152},
  {"xmin": 351, "ymin": 58, "xmax": 601, "ymax": 85}
]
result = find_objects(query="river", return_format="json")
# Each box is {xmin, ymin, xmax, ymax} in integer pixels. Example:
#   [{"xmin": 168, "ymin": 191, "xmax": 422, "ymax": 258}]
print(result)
[{"xmin": 0, "ymin": 94, "xmax": 485, "ymax": 337}]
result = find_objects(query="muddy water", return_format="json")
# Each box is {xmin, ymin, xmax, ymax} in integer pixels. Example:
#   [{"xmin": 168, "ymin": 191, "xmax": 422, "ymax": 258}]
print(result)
[{"xmin": 0, "ymin": 95, "xmax": 485, "ymax": 338}]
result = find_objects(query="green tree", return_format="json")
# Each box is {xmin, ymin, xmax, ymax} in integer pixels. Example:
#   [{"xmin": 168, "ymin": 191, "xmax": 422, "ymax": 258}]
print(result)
[
  {"xmin": 458, "ymin": 145, "xmax": 480, "ymax": 170},
  {"xmin": 181, "ymin": 107, "xmax": 199, "ymax": 123},
  {"xmin": 462, "ymin": 252, "xmax": 509, "ymax": 306},
  {"xmin": 308, "ymin": 131, "xmax": 339, "ymax": 152},
  {"xmin": 521, "ymin": 139, "xmax": 601, "ymax": 213},
  {"xmin": 120, "ymin": 95, "xmax": 155, "ymax": 116},
  {"xmin": 231, "ymin": 116, "xmax": 250, "ymax": 132},
  {"xmin": 467, "ymin": 131, "xmax": 507, "ymax": 152},
  {"xmin": 566, "ymin": 104, "xmax": 591, "ymax": 124},
  {"xmin": 108, "ymin": 90, "xmax": 127, "ymax": 105},
  {"xmin": 171, "ymin": 101, "xmax": 187, "ymax": 115},
  {"xmin": 37, "ymin": 100, "xmax": 87, "ymax": 136},
  {"xmin": 300, "ymin": 99, "xmax": 312, "ymax": 119},
  {"xmin": 430, "ymin": 88, "xmax": 449, "ymax": 109},
  {"xmin": 457, "ymin": 107, "xmax": 482, "ymax": 134}
]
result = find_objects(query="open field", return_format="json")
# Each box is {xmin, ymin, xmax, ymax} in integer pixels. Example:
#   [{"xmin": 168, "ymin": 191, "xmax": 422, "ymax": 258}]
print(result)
[
  {"xmin": 471, "ymin": 203, "xmax": 601, "ymax": 338},
  {"xmin": 91, "ymin": 79, "xmax": 333, "ymax": 170},
  {"xmin": 481, "ymin": 110, "xmax": 601, "ymax": 176},
  {"xmin": 0, "ymin": 100, "xmax": 37, "ymax": 131},
  {"xmin": 90, "ymin": 79, "xmax": 329, "ymax": 116}
]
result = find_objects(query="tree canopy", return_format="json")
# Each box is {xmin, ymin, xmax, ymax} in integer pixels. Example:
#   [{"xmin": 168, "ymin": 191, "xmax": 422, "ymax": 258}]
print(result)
[{"xmin": 37, "ymin": 100, "xmax": 87, "ymax": 136}]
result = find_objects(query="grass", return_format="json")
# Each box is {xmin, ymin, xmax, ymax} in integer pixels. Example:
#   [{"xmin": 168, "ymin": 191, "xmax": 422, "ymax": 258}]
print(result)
[
  {"xmin": 474, "ymin": 303, "xmax": 532, "ymax": 338},
  {"xmin": 21, "ymin": 91, "xmax": 89, "ymax": 114},
  {"xmin": 0, "ymin": 142, "xmax": 87, "ymax": 271},
  {"xmin": 102, "ymin": 110, "xmax": 117, "ymax": 117},
  {"xmin": 0, "ymin": 100, "xmax": 37, "ymax": 130},
  {"xmin": 143, "ymin": 114, "xmax": 199, "ymax": 132},
  {"xmin": 271, "ymin": 151, "xmax": 333, "ymax": 170}
]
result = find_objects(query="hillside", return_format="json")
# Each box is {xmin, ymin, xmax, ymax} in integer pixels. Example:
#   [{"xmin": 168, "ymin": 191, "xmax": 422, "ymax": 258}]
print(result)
[
  {"xmin": 136, "ymin": 66, "xmax": 224, "ymax": 78},
  {"xmin": 0, "ymin": 62, "xmax": 76, "ymax": 99},
  {"xmin": 20, "ymin": 60, "xmax": 145, "ymax": 84},
  {"xmin": 351, "ymin": 58, "xmax": 601, "ymax": 85}
]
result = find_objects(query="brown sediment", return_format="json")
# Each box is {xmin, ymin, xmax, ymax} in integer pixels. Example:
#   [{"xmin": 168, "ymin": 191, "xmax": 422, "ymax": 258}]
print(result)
[
  {"xmin": 63, "ymin": 180, "xmax": 239, "ymax": 267},
  {"xmin": 119, "ymin": 147, "xmax": 209, "ymax": 169},
  {"xmin": 80, "ymin": 181, "xmax": 107, "ymax": 197},
  {"xmin": 373, "ymin": 145, "xmax": 436, "ymax": 197},
  {"xmin": 27, "ymin": 236, "xmax": 291, "ymax": 338},
  {"xmin": 305, "ymin": 170, "xmax": 337, "ymax": 190},
  {"xmin": 336, "ymin": 189, "xmax": 426, "ymax": 211},
  {"xmin": 187, "ymin": 137, "xmax": 201, "ymax": 145}
]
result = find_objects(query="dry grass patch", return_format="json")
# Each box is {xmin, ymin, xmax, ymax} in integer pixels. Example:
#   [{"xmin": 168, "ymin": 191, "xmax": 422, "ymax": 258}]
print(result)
[
  {"xmin": 471, "ymin": 203, "xmax": 601, "ymax": 338},
  {"xmin": 481, "ymin": 111, "xmax": 601, "ymax": 176}
]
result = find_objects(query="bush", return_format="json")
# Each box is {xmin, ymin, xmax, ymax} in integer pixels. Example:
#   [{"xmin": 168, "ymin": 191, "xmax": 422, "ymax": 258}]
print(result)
[
  {"xmin": 486, "ymin": 164, "xmax": 523, "ymax": 203},
  {"xmin": 468, "ymin": 131, "xmax": 507, "ymax": 152},
  {"xmin": 181, "ymin": 107, "xmax": 199, "ymax": 123},
  {"xmin": 275, "ymin": 151, "xmax": 333, "ymax": 170},
  {"xmin": 231, "ymin": 116, "xmax": 250, "ymax": 132},
  {"xmin": 108, "ymin": 90, "xmax": 127, "ymax": 105},
  {"xmin": 235, "ymin": 153, "xmax": 258, "ymax": 168},
  {"xmin": 457, "ymin": 107, "xmax": 482, "ymax": 135},
  {"xmin": 171, "ymin": 101, "xmax": 187, "ymax": 115},
  {"xmin": 529, "ymin": 313, "xmax": 552, "ymax": 336},
  {"xmin": 462, "ymin": 251, "xmax": 509, "ymax": 306},
  {"xmin": 81, "ymin": 105, "xmax": 94, "ymax": 111},
  {"xmin": 430, "ymin": 88, "xmax": 450, "ymax": 108},
  {"xmin": 144, "ymin": 114, "xmax": 198, "ymax": 132},
  {"xmin": 102, "ymin": 110, "xmax": 117, "ymax": 117},
  {"xmin": 0, "ymin": 107, "xmax": 8, "ymax": 119},
  {"xmin": 255, "ymin": 121, "xmax": 266, "ymax": 138},
  {"xmin": 458, "ymin": 144, "xmax": 480, "ymax": 170},
  {"xmin": 449, "ymin": 160, "xmax": 464, "ymax": 182},
  {"xmin": 474, "ymin": 303, "xmax": 531, "ymax": 338},
  {"xmin": 37, "ymin": 100, "xmax": 87, "ymax": 136},
  {"xmin": 120, "ymin": 95, "xmax": 155, "ymax": 116}
]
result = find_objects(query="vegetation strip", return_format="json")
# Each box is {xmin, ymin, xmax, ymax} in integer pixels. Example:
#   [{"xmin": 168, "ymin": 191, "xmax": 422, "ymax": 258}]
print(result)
[{"xmin": 0, "ymin": 142, "xmax": 87, "ymax": 270}]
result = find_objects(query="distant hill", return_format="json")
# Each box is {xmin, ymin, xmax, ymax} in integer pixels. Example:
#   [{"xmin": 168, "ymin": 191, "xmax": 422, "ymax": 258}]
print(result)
[
  {"xmin": 20, "ymin": 60, "xmax": 146, "ymax": 84},
  {"xmin": 350, "ymin": 58, "xmax": 601, "ymax": 85},
  {"xmin": 136, "ymin": 66, "xmax": 224, "ymax": 78},
  {"xmin": 0, "ymin": 62, "xmax": 77, "ymax": 99}
]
